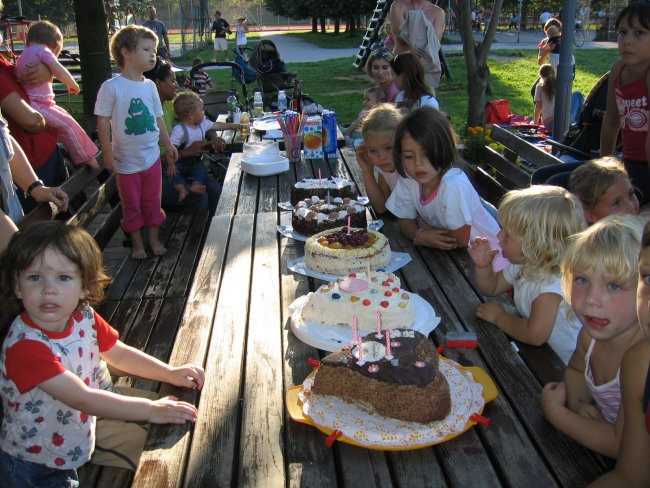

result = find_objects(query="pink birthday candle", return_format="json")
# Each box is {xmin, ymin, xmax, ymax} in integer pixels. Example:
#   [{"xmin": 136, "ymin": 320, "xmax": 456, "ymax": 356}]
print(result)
[
  {"xmin": 318, "ymin": 168, "xmax": 322, "ymax": 180},
  {"xmin": 347, "ymin": 215, "xmax": 351, "ymax": 234},
  {"xmin": 385, "ymin": 329, "xmax": 393, "ymax": 360},
  {"xmin": 376, "ymin": 310, "xmax": 382, "ymax": 338},
  {"xmin": 356, "ymin": 335, "xmax": 365, "ymax": 366},
  {"xmin": 352, "ymin": 314, "xmax": 358, "ymax": 343}
]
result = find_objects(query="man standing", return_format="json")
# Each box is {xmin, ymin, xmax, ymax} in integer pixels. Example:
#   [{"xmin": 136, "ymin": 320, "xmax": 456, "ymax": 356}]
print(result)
[
  {"xmin": 142, "ymin": 6, "xmax": 171, "ymax": 59},
  {"xmin": 211, "ymin": 11, "xmax": 231, "ymax": 61},
  {"xmin": 390, "ymin": 0, "xmax": 445, "ymax": 91},
  {"xmin": 540, "ymin": 10, "xmax": 552, "ymax": 28}
]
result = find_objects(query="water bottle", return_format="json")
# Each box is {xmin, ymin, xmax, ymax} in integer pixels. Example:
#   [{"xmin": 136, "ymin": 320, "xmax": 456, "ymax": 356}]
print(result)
[
  {"xmin": 226, "ymin": 87, "xmax": 238, "ymax": 123},
  {"xmin": 277, "ymin": 90, "xmax": 287, "ymax": 111},
  {"xmin": 253, "ymin": 91, "xmax": 264, "ymax": 117}
]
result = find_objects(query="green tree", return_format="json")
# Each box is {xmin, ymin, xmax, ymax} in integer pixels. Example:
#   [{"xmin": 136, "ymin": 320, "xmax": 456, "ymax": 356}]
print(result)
[{"xmin": 2, "ymin": 0, "xmax": 76, "ymax": 27}]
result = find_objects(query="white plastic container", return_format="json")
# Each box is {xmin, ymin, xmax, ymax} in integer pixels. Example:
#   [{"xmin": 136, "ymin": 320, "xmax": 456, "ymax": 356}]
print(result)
[{"xmin": 277, "ymin": 90, "xmax": 287, "ymax": 111}]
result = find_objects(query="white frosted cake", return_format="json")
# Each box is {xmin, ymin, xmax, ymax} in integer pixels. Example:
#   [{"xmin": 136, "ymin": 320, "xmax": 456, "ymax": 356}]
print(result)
[
  {"xmin": 301, "ymin": 271, "xmax": 416, "ymax": 332},
  {"xmin": 304, "ymin": 227, "xmax": 391, "ymax": 276},
  {"xmin": 291, "ymin": 177, "xmax": 358, "ymax": 205}
]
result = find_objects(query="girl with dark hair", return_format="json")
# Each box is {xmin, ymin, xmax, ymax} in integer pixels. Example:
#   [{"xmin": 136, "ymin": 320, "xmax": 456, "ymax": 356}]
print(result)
[
  {"xmin": 390, "ymin": 52, "xmax": 439, "ymax": 112},
  {"xmin": 534, "ymin": 64, "xmax": 556, "ymax": 131}
]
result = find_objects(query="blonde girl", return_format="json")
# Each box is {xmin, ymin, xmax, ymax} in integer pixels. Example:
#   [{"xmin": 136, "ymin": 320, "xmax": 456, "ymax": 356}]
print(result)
[
  {"xmin": 568, "ymin": 157, "xmax": 639, "ymax": 224},
  {"xmin": 468, "ymin": 185, "xmax": 586, "ymax": 364},
  {"xmin": 355, "ymin": 104, "xmax": 403, "ymax": 214},
  {"xmin": 588, "ymin": 222, "xmax": 650, "ymax": 486},
  {"xmin": 534, "ymin": 64, "xmax": 556, "ymax": 131},
  {"xmin": 0, "ymin": 221, "xmax": 204, "ymax": 486},
  {"xmin": 386, "ymin": 107, "xmax": 503, "ymax": 267},
  {"xmin": 541, "ymin": 214, "xmax": 646, "ymax": 458}
]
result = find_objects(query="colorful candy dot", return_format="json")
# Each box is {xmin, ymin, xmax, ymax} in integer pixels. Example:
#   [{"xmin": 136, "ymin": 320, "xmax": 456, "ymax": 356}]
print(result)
[
  {"xmin": 327, "ymin": 282, "xmax": 335, "ymax": 288},
  {"xmin": 370, "ymin": 289, "xmax": 378, "ymax": 294},
  {"xmin": 371, "ymin": 277, "xmax": 378, "ymax": 282},
  {"xmin": 349, "ymin": 273, "xmax": 356, "ymax": 277},
  {"xmin": 362, "ymin": 299, "xmax": 371, "ymax": 306},
  {"xmin": 350, "ymin": 296, "xmax": 360, "ymax": 303},
  {"xmin": 320, "ymin": 288, "xmax": 330, "ymax": 293},
  {"xmin": 401, "ymin": 293, "xmax": 409, "ymax": 300},
  {"xmin": 332, "ymin": 293, "xmax": 341, "ymax": 300},
  {"xmin": 380, "ymin": 301, "xmax": 389, "ymax": 308},
  {"xmin": 391, "ymin": 341, "xmax": 401, "ymax": 347},
  {"xmin": 387, "ymin": 278, "xmax": 394, "ymax": 283},
  {"xmin": 391, "ymin": 287, "xmax": 399, "ymax": 293},
  {"xmin": 384, "ymin": 291, "xmax": 392, "ymax": 297},
  {"xmin": 414, "ymin": 361, "xmax": 426, "ymax": 368},
  {"xmin": 368, "ymin": 364, "xmax": 380, "ymax": 373},
  {"xmin": 381, "ymin": 281, "xmax": 390, "ymax": 287},
  {"xmin": 398, "ymin": 302, "xmax": 408, "ymax": 309}
]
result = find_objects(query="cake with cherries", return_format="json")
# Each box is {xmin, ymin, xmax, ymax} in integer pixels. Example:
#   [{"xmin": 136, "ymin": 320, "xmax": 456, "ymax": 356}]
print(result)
[
  {"xmin": 304, "ymin": 227, "xmax": 391, "ymax": 276},
  {"xmin": 291, "ymin": 176, "xmax": 358, "ymax": 205},
  {"xmin": 292, "ymin": 196, "xmax": 367, "ymax": 237},
  {"xmin": 311, "ymin": 329, "xmax": 451, "ymax": 423},
  {"xmin": 300, "ymin": 271, "xmax": 415, "ymax": 332}
]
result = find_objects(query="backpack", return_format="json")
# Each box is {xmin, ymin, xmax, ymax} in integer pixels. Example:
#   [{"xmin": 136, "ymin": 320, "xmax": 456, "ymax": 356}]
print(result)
[{"xmin": 485, "ymin": 99, "xmax": 512, "ymax": 124}]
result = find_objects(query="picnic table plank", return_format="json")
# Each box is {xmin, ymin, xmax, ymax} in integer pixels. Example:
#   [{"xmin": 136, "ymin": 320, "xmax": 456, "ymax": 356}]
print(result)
[
  {"xmin": 239, "ymin": 212, "xmax": 285, "ymax": 486},
  {"xmin": 131, "ymin": 215, "xmax": 231, "ymax": 488},
  {"xmin": 489, "ymin": 124, "xmax": 563, "ymax": 168},
  {"xmin": 215, "ymin": 153, "xmax": 244, "ymax": 217},
  {"xmin": 166, "ymin": 212, "xmax": 210, "ymax": 298},
  {"xmin": 183, "ymin": 214, "xmax": 255, "ymax": 487}
]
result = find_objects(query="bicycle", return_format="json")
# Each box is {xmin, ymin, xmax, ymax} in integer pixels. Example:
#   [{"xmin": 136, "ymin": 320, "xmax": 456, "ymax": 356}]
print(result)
[{"xmin": 573, "ymin": 22, "xmax": 586, "ymax": 47}]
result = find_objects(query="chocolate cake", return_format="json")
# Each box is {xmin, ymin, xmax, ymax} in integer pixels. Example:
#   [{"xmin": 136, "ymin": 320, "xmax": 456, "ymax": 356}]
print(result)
[
  {"xmin": 291, "ymin": 176, "xmax": 358, "ymax": 205},
  {"xmin": 311, "ymin": 329, "xmax": 451, "ymax": 423},
  {"xmin": 292, "ymin": 196, "xmax": 367, "ymax": 237}
]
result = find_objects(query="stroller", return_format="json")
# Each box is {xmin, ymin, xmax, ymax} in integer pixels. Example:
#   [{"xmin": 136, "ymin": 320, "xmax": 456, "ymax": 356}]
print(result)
[
  {"xmin": 188, "ymin": 60, "xmax": 251, "ymax": 119},
  {"xmin": 247, "ymin": 40, "xmax": 298, "ymax": 110}
]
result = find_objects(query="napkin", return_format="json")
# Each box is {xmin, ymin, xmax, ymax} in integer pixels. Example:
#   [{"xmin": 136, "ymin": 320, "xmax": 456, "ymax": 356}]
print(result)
[
  {"xmin": 302, "ymin": 102, "xmax": 325, "ymax": 115},
  {"xmin": 243, "ymin": 140, "xmax": 280, "ymax": 161}
]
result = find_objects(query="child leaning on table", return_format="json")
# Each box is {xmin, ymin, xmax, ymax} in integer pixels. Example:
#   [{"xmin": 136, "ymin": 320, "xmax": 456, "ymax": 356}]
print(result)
[
  {"xmin": 541, "ymin": 214, "xmax": 646, "ymax": 458},
  {"xmin": 0, "ymin": 221, "xmax": 204, "ymax": 488},
  {"xmin": 587, "ymin": 221, "xmax": 650, "ymax": 486},
  {"xmin": 15, "ymin": 20, "xmax": 100, "ymax": 170},
  {"xmin": 354, "ymin": 103, "xmax": 402, "ymax": 215},
  {"xmin": 568, "ymin": 157, "xmax": 639, "ymax": 225},
  {"xmin": 95, "ymin": 25, "xmax": 178, "ymax": 260},
  {"xmin": 468, "ymin": 185, "xmax": 586, "ymax": 364},
  {"xmin": 169, "ymin": 91, "xmax": 241, "ymax": 201},
  {"xmin": 385, "ymin": 107, "xmax": 505, "ymax": 268}
]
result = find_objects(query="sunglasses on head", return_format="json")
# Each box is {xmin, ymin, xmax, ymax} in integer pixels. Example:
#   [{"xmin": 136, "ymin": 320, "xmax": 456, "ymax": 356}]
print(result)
[{"xmin": 371, "ymin": 48, "xmax": 392, "ymax": 58}]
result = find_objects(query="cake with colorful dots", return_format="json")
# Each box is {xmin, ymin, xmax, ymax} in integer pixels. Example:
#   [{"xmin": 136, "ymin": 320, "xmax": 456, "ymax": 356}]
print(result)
[
  {"xmin": 301, "ymin": 271, "xmax": 416, "ymax": 332},
  {"xmin": 291, "ymin": 176, "xmax": 358, "ymax": 205},
  {"xmin": 292, "ymin": 196, "xmax": 367, "ymax": 237},
  {"xmin": 304, "ymin": 227, "xmax": 391, "ymax": 276},
  {"xmin": 311, "ymin": 329, "xmax": 451, "ymax": 423}
]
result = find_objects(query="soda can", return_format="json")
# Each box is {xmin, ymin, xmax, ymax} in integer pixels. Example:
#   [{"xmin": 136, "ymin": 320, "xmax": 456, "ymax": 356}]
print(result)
[
  {"xmin": 322, "ymin": 110, "xmax": 338, "ymax": 159},
  {"xmin": 302, "ymin": 115, "xmax": 323, "ymax": 159}
]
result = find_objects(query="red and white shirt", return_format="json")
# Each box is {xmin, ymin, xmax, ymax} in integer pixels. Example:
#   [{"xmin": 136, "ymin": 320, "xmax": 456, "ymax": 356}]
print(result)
[{"xmin": 0, "ymin": 307, "xmax": 118, "ymax": 469}]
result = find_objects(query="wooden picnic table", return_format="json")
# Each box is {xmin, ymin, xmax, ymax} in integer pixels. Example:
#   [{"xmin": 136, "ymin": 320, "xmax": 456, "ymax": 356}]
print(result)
[{"xmin": 130, "ymin": 140, "xmax": 611, "ymax": 488}]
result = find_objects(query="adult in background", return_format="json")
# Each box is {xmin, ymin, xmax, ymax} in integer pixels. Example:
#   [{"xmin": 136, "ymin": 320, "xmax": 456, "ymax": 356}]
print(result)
[
  {"xmin": 390, "ymin": 0, "xmax": 445, "ymax": 92},
  {"xmin": 0, "ymin": 50, "xmax": 69, "ymax": 214},
  {"xmin": 142, "ymin": 6, "xmax": 170, "ymax": 59},
  {"xmin": 144, "ymin": 58, "xmax": 221, "ymax": 215},
  {"xmin": 364, "ymin": 49, "xmax": 399, "ymax": 103},
  {"xmin": 540, "ymin": 9, "xmax": 552, "ymax": 27},
  {"xmin": 211, "ymin": 11, "xmax": 231, "ymax": 62}
]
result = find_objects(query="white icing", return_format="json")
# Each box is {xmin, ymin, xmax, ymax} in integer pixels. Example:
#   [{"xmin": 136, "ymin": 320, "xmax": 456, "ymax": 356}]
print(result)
[
  {"xmin": 354, "ymin": 341, "xmax": 386, "ymax": 362},
  {"xmin": 353, "ymin": 204, "xmax": 364, "ymax": 213},
  {"xmin": 316, "ymin": 213, "xmax": 327, "ymax": 222},
  {"xmin": 295, "ymin": 177, "xmax": 353, "ymax": 190},
  {"xmin": 337, "ymin": 210, "xmax": 348, "ymax": 219},
  {"xmin": 333, "ymin": 197, "xmax": 343, "ymax": 203},
  {"xmin": 297, "ymin": 207, "xmax": 309, "ymax": 217},
  {"xmin": 311, "ymin": 195, "xmax": 320, "ymax": 203}
]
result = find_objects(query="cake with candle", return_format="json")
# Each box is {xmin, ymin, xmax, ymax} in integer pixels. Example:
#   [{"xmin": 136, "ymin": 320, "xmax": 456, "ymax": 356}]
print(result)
[
  {"xmin": 291, "ymin": 176, "xmax": 358, "ymax": 205},
  {"xmin": 304, "ymin": 227, "xmax": 391, "ymax": 276},
  {"xmin": 300, "ymin": 271, "xmax": 416, "ymax": 332},
  {"xmin": 311, "ymin": 329, "xmax": 451, "ymax": 423},
  {"xmin": 292, "ymin": 196, "xmax": 367, "ymax": 237}
]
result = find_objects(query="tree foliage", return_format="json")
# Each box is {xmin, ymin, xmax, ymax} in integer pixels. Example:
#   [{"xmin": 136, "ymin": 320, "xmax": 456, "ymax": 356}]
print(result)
[
  {"xmin": 263, "ymin": 0, "xmax": 375, "ymax": 23},
  {"xmin": 2, "ymin": 0, "xmax": 76, "ymax": 27}
]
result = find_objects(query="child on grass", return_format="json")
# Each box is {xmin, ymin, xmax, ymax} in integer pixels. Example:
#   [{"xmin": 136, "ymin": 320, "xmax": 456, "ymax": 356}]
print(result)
[
  {"xmin": 16, "ymin": 21, "xmax": 99, "ymax": 170},
  {"xmin": 95, "ymin": 25, "xmax": 179, "ymax": 260},
  {"xmin": 568, "ymin": 157, "xmax": 639, "ymax": 225},
  {"xmin": 588, "ymin": 221, "xmax": 650, "ymax": 485},
  {"xmin": 355, "ymin": 103, "xmax": 402, "ymax": 215},
  {"xmin": 0, "ymin": 221, "xmax": 204, "ymax": 487},
  {"xmin": 468, "ymin": 185, "xmax": 586, "ymax": 364},
  {"xmin": 541, "ymin": 214, "xmax": 646, "ymax": 458},
  {"xmin": 386, "ymin": 107, "xmax": 504, "ymax": 268}
]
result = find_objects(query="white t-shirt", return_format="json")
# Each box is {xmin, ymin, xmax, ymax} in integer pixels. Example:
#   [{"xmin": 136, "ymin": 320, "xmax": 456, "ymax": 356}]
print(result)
[
  {"xmin": 236, "ymin": 24, "xmax": 248, "ymax": 46},
  {"xmin": 503, "ymin": 263, "xmax": 581, "ymax": 364},
  {"xmin": 170, "ymin": 116, "xmax": 214, "ymax": 147},
  {"xmin": 534, "ymin": 82, "xmax": 555, "ymax": 126},
  {"xmin": 94, "ymin": 75, "xmax": 163, "ymax": 174},
  {"xmin": 540, "ymin": 11, "xmax": 552, "ymax": 25},
  {"xmin": 386, "ymin": 168, "xmax": 504, "ymax": 261},
  {"xmin": 395, "ymin": 92, "xmax": 440, "ymax": 111}
]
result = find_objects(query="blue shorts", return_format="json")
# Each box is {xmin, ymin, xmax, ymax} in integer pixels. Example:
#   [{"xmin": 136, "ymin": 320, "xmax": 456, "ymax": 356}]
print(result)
[{"xmin": 0, "ymin": 450, "xmax": 79, "ymax": 488}]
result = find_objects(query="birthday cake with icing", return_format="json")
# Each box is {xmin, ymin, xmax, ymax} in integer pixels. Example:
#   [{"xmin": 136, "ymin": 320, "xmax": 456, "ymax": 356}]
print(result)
[
  {"xmin": 311, "ymin": 329, "xmax": 451, "ymax": 423},
  {"xmin": 304, "ymin": 227, "xmax": 391, "ymax": 276},
  {"xmin": 291, "ymin": 176, "xmax": 358, "ymax": 205},
  {"xmin": 300, "ymin": 271, "xmax": 415, "ymax": 332},
  {"xmin": 292, "ymin": 196, "xmax": 367, "ymax": 237}
]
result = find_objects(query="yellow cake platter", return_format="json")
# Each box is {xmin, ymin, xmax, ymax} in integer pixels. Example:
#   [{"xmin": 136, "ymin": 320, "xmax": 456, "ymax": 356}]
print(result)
[{"xmin": 286, "ymin": 359, "xmax": 498, "ymax": 450}]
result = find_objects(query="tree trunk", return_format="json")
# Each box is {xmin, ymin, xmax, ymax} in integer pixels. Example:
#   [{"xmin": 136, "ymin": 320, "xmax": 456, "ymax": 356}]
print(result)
[
  {"xmin": 320, "ymin": 18, "xmax": 326, "ymax": 33},
  {"xmin": 73, "ymin": 0, "xmax": 112, "ymax": 121},
  {"xmin": 334, "ymin": 19, "xmax": 340, "ymax": 34},
  {"xmin": 312, "ymin": 17, "xmax": 318, "ymax": 32}
]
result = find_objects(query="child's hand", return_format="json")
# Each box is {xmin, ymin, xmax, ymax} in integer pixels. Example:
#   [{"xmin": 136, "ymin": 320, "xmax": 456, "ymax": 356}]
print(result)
[
  {"xmin": 541, "ymin": 381, "xmax": 568, "ymax": 421},
  {"xmin": 166, "ymin": 363, "xmax": 205, "ymax": 390},
  {"xmin": 420, "ymin": 228, "xmax": 457, "ymax": 250},
  {"xmin": 475, "ymin": 302, "xmax": 503, "ymax": 324},
  {"xmin": 468, "ymin": 237, "xmax": 498, "ymax": 268},
  {"xmin": 67, "ymin": 81, "xmax": 80, "ymax": 95},
  {"xmin": 576, "ymin": 401, "xmax": 605, "ymax": 421},
  {"xmin": 355, "ymin": 144, "xmax": 374, "ymax": 175},
  {"xmin": 148, "ymin": 395, "xmax": 198, "ymax": 424},
  {"xmin": 166, "ymin": 144, "xmax": 179, "ymax": 164},
  {"xmin": 166, "ymin": 162, "xmax": 177, "ymax": 178}
]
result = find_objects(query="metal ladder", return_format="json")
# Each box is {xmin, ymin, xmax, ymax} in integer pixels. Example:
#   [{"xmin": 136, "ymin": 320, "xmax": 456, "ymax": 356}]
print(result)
[{"xmin": 353, "ymin": 0, "xmax": 393, "ymax": 69}]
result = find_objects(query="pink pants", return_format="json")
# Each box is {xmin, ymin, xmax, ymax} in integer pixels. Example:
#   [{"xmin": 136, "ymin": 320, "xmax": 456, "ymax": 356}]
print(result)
[
  {"xmin": 115, "ymin": 159, "xmax": 165, "ymax": 233},
  {"xmin": 32, "ymin": 98, "xmax": 98, "ymax": 164}
]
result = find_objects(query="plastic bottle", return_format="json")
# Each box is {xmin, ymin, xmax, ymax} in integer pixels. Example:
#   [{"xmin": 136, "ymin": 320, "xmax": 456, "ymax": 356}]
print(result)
[
  {"xmin": 253, "ymin": 91, "xmax": 264, "ymax": 117},
  {"xmin": 240, "ymin": 111, "xmax": 250, "ymax": 138},
  {"xmin": 292, "ymin": 81, "xmax": 303, "ymax": 114},
  {"xmin": 226, "ymin": 89, "xmax": 238, "ymax": 123},
  {"xmin": 277, "ymin": 90, "xmax": 287, "ymax": 111}
]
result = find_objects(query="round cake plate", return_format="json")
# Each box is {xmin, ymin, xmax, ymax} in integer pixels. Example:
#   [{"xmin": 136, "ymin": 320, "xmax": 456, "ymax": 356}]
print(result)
[
  {"xmin": 278, "ymin": 196, "xmax": 370, "ymax": 211},
  {"xmin": 287, "ymin": 252, "xmax": 412, "ymax": 282},
  {"xmin": 290, "ymin": 293, "xmax": 440, "ymax": 352},
  {"xmin": 277, "ymin": 220, "xmax": 384, "ymax": 242},
  {"xmin": 285, "ymin": 359, "xmax": 498, "ymax": 450},
  {"xmin": 252, "ymin": 115, "xmax": 281, "ymax": 132}
]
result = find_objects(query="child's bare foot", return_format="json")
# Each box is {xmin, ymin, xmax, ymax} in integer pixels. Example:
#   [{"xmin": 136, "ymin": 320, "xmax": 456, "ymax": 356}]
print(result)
[
  {"xmin": 190, "ymin": 181, "xmax": 207, "ymax": 194},
  {"xmin": 174, "ymin": 183, "xmax": 188, "ymax": 201},
  {"xmin": 87, "ymin": 157, "xmax": 100, "ymax": 170},
  {"xmin": 131, "ymin": 245, "xmax": 147, "ymax": 260},
  {"xmin": 150, "ymin": 240, "xmax": 167, "ymax": 256}
]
